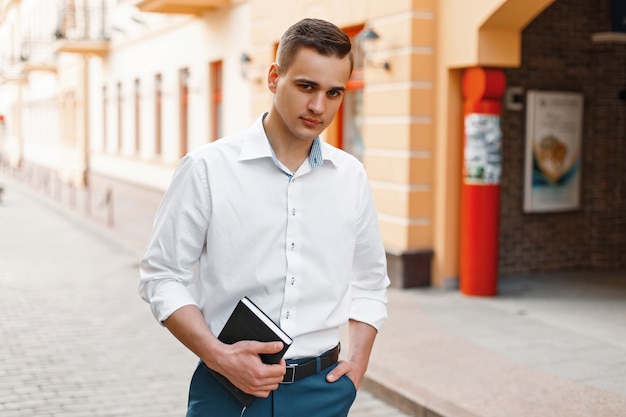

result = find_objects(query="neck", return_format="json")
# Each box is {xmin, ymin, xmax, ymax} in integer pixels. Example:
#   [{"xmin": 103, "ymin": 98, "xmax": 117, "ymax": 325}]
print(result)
[{"xmin": 263, "ymin": 112, "xmax": 313, "ymax": 172}]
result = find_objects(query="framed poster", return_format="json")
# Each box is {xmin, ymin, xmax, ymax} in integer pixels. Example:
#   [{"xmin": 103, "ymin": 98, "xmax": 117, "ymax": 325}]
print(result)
[{"xmin": 523, "ymin": 91, "xmax": 583, "ymax": 213}]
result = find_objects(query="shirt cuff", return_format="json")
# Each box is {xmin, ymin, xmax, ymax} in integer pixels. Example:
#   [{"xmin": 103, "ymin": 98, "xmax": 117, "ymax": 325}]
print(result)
[
  {"xmin": 147, "ymin": 280, "xmax": 199, "ymax": 324},
  {"xmin": 349, "ymin": 293, "xmax": 388, "ymax": 331}
]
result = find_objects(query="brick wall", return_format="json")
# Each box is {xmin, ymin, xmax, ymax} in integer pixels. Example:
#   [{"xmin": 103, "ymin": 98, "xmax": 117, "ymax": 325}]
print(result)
[{"xmin": 501, "ymin": 0, "xmax": 626, "ymax": 274}]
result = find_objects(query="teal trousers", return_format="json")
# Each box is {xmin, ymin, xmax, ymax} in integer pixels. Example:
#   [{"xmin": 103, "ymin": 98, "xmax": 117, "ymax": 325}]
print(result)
[{"xmin": 186, "ymin": 361, "xmax": 357, "ymax": 417}]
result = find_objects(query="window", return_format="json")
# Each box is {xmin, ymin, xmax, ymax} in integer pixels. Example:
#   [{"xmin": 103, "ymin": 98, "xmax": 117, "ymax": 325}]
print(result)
[
  {"xmin": 338, "ymin": 25, "xmax": 365, "ymax": 161},
  {"xmin": 134, "ymin": 78, "xmax": 140, "ymax": 154},
  {"xmin": 117, "ymin": 81, "xmax": 122, "ymax": 153},
  {"xmin": 154, "ymin": 73, "xmax": 162, "ymax": 156},
  {"xmin": 102, "ymin": 85, "xmax": 107, "ymax": 151},
  {"xmin": 179, "ymin": 68, "xmax": 189, "ymax": 157},
  {"xmin": 209, "ymin": 60, "xmax": 223, "ymax": 141}
]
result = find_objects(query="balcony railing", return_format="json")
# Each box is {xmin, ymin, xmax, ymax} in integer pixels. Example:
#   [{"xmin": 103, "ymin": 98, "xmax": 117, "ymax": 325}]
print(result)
[
  {"xmin": 55, "ymin": 2, "xmax": 111, "ymax": 55},
  {"xmin": 0, "ymin": 53, "xmax": 26, "ymax": 83},
  {"xmin": 20, "ymin": 36, "xmax": 58, "ymax": 73}
]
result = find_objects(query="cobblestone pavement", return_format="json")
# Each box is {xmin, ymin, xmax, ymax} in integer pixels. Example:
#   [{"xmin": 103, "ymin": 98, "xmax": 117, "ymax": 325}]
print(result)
[{"xmin": 0, "ymin": 183, "xmax": 409, "ymax": 417}]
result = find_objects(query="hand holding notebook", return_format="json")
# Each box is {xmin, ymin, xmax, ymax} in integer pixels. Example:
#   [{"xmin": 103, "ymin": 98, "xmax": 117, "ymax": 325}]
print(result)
[{"xmin": 209, "ymin": 297, "xmax": 293, "ymax": 407}]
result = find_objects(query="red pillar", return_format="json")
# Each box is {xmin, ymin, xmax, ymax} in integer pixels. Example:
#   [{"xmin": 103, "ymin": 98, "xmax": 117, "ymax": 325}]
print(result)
[{"xmin": 460, "ymin": 67, "xmax": 506, "ymax": 296}]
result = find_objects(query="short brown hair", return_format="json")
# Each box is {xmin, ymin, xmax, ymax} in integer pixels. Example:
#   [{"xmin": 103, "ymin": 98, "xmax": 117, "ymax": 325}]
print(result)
[{"xmin": 276, "ymin": 18, "xmax": 353, "ymax": 73}]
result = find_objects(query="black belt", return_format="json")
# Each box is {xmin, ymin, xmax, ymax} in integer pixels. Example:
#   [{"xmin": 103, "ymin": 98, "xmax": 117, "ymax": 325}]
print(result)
[{"xmin": 281, "ymin": 344, "xmax": 340, "ymax": 384}]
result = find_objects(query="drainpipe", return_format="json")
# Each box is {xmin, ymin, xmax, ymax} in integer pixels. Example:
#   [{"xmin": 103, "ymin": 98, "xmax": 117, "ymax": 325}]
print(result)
[
  {"xmin": 15, "ymin": 2, "xmax": 24, "ymax": 168},
  {"xmin": 82, "ymin": 54, "xmax": 90, "ymax": 186}
]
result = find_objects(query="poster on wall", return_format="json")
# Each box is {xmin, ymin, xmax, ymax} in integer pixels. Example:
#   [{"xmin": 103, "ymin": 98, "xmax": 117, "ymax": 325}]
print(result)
[
  {"xmin": 523, "ymin": 90, "xmax": 584, "ymax": 213},
  {"xmin": 464, "ymin": 113, "xmax": 502, "ymax": 185}
]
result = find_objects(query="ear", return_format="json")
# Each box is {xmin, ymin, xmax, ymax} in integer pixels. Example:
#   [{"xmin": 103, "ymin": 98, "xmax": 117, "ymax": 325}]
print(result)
[{"xmin": 267, "ymin": 63, "xmax": 280, "ymax": 93}]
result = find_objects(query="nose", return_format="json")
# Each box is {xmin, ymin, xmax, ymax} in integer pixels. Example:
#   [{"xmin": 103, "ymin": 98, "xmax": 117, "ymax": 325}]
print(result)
[{"xmin": 308, "ymin": 93, "xmax": 325, "ymax": 115}]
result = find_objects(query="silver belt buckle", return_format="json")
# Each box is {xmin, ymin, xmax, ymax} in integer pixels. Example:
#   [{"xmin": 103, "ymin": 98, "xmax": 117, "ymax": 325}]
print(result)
[{"xmin": 281, "ymin": 364, "xmax": 298, "ymax": 384}]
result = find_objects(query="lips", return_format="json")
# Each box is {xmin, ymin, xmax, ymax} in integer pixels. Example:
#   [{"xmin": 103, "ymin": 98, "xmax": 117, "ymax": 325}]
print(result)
[{"xmin": 301, "ymin": 117, "xmax": 322, "ymax": 128}]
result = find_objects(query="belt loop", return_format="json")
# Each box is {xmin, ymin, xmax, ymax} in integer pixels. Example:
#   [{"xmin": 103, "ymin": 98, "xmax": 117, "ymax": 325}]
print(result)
[{"xmin": 315, "ymin": 356, "xmax": 321, "ymax": 373}]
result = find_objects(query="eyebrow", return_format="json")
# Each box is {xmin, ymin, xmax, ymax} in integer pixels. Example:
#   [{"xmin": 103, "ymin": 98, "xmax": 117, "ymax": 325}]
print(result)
[{"xmin": 295, "ymin": 78, "xmax": 346, "ymax": 92}]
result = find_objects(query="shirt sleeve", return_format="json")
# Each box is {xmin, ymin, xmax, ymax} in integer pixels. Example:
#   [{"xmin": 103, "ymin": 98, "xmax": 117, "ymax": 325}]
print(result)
[
  {"xmin": 349, "ymin": 170, "xmax": 390, "ymax": 331},
  {"xmin": 138, "ymin": 154, "xmax": 211, "ymax": 324}
]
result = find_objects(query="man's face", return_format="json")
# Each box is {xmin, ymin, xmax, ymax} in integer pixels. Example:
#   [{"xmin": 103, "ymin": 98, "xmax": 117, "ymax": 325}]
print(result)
[{"xmin": 268, "ymin": 47, "xmax": 352, "ymax": 142}]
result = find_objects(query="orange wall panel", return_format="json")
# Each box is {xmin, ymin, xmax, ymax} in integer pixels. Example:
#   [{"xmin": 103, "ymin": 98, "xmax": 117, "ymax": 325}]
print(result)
[
  {"xmin": 409, "ymin": 155, "xmax": 433, "ymax": 184},
  {"xmin": 380, "ymin": 221, "xmax": 408, "ymax": 249},
  {"xmin": 363, "ymin": 120, "xmax": 434, "ymax": 152},
  {"xmin": 411, "ymin": 53, "xmax": 436, "ymax": 80},
  {"xmin": 364, "ymin": 88, "xmax": 434, "ymax": 117},
  {"xmin": 376, "ymin": 15, "xmax": 435, "ymax": 49},
  {"xmin": 372, "ymin": 186, "xmax": 409, "ymax": 217},
  {"xmin": 364, "ymin": 153, "xmax": 433, "ymax": 184},
  {"xmin": 408, "ymin": 223, "xmax": 433, "ymax": 248},
  {"xmin": 380, "ymin": 220, "xmax": 432, "ymax": 250},
  {"xmin": 411, "ymin": 0, "xmax": 436, "ymax": 9},
  {"xmin": 366, "ymin": 52, "xmax": 435, "ymax": 85},
  {"xmin": 372, "ymin": 186, "xmax": 432, "ymax": 218},
  {"xmin": 363, "ymin": 122, "xmax": 411, "ymax": 150},
  {"xmin": 364, "ymin": 89, "xmax": 409, "ymax": 116},
  {"xmin": 411, "ymin": 18, "xmax": 435, "ymax": 46},
  {"xmin": 410, "ymin": 88, "xmax": 435, "ymax": 116},
  {"xmin": 409, "ymin": 121, "xmax": 435, "ymax": 150},
  {"xmin": 409, "ymin": 189, "xmax": 432, "ymax": 218},
  {"xmin": 368, "ymin": 0, "xmax": 435, "ymax": 19},
  {"xmin": 364, "ymin": 153, "xmax": 410, "ymax": 183}
]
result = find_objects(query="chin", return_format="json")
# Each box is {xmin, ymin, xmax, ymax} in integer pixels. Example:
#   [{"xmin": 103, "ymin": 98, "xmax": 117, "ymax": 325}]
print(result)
[
  {"xmin": 300, "ymin": 133, "xmax": 320, "ymax": 141},
  {"xmin": 294, "ymin": 128, "xmax": 320, "ymax": 141}
]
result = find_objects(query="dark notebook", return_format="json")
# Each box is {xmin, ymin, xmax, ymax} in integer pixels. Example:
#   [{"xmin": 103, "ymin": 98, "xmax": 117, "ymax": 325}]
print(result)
[{"xmin": 209, "ymin": 297, "xmax": 293, "ymax": 407}]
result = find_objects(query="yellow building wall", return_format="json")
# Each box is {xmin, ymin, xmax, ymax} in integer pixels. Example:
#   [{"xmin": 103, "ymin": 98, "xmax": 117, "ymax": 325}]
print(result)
[{"xmin": 362, "ymin": 9, "xmax": 437, "ymax": 254}]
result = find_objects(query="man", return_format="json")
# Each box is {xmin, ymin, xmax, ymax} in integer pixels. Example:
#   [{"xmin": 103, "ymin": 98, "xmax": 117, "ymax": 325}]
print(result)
[{"xmin": 139, "ymin": 18, "xmax": 389, "ymax": 417}]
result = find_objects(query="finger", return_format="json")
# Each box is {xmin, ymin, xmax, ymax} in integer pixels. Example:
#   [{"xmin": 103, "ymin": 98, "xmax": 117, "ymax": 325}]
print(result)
[
  {"xmin": 245, "ymin": 375, "xmax": 284, "ymax": 396},
  {"xmin": 249, "ymin": 383, "xmax": 280, "ymax": 398},
  {"xmin": 237, "ymin": 340, "xmax": 283, "ymax": 357},
  {"xmin": 250, "ymin": 340, "xmax": 284, "ymax": 355},
  {"xmin": 265, "ymin": 341, "xmax": 284, "ymax": 354},
  {"xmin": 326, "ymin": 361, "xmax": 350, "ymax": 383}
]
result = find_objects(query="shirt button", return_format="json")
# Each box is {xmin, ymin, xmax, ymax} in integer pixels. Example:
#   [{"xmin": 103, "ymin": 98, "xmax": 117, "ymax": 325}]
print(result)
[
  {"xmin": 285, "ymin": 311, "xmax": 290, "ymax": 319},
  {"xmin": 292, "ymin": 208, "xmax": 296, "ymax": 216},
  {"xmin": 291, "ymin": 277, "xmax": 295, "ymax": 285},
  {"xmin": 291, "ymin": 242, "xmax": 295, "ymax": 250}
]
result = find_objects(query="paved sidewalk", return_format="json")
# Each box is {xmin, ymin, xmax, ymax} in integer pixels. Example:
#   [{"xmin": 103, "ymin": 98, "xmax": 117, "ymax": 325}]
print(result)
[
  {"xmin": 0, "ymin": 181, "xmax": 408, "ymax": 416},
  {"xmin": 365, "ymin": 271, "xmax": 626, "ymax": 416}
]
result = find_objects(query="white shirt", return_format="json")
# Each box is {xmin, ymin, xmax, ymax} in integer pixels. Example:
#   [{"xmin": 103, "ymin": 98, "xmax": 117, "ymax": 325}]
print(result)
[{"xmin": 139, "ymin": 115, "xmax": 389, "ymax": 359}]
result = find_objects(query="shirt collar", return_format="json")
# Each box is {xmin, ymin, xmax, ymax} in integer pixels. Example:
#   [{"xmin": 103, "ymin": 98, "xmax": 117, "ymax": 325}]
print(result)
[{"xmin": 238, "ymin": 113, "xmax": 333, "ymax": 171}]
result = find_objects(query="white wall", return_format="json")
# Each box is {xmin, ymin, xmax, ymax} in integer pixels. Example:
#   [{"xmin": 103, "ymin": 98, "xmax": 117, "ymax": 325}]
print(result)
[{"xmin": 90, "ymin": 2, "xmax": 253, "ymax": 191}]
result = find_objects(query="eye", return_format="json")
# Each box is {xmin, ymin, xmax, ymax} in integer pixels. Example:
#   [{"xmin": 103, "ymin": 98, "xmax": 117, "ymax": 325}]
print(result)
[
  {"xmin": 327, "ymin": 89, "xmax": 343, "ymax": 98},
  {"xmin": 299, "ymin": 83, "xmax": 314, "ymax": 91}
]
